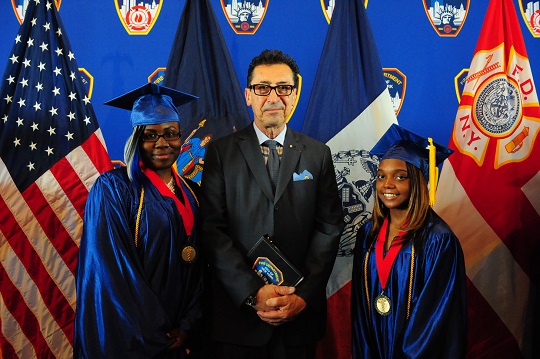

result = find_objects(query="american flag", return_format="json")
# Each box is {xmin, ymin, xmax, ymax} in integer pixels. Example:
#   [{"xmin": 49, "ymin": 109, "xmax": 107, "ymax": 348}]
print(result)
[{"xmin": 0, "ymin": 1, "xmax": 112, "ymax": 357}]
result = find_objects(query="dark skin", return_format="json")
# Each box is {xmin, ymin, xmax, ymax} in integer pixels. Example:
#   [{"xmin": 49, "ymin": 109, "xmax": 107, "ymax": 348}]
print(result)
[
  {"xmin": 139, "ymin": 121, "xmax": 182, "ymax": 183},
  {"xmin": 166, "ymin": 329, "xmax": 188, "ymax": 351},
  {"xmin": 139, "ymin": 121, "xmax": 187, "ymax": 350},
  {"xmin": 375, "ymin": 158, "xmax": 411, "ymax": 250}
]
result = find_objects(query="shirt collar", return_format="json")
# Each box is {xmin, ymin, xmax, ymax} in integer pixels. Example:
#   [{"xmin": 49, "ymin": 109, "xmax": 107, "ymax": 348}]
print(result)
[{"xmin": 253, "ymin": 122, "xmax": 287, "ymax": 146}]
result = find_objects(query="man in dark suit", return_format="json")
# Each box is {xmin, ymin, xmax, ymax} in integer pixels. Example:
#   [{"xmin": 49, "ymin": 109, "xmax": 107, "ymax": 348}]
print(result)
[{"xmin": 200, "ymin": 49, "xmax": 344, "ymax": 358}]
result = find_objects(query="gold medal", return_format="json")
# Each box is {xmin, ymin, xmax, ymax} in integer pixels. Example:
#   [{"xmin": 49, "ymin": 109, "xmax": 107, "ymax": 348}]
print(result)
[
  {"xmin": 181, "ymin": 245, "xmax": 197, "ymax": 264},
  {"xmin": 375, "ymin": 293, "xmax": 391, "ymax": 316}
]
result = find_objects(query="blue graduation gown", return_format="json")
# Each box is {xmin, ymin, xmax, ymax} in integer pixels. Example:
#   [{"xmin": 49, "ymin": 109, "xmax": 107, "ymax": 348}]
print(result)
[
  {"xmin": 351, "ymin": 210, "xmax": 467, "ymax": 358},
  {"xmin": 74, "ymin": 167, "xmax": 202, "ymax": 359}
]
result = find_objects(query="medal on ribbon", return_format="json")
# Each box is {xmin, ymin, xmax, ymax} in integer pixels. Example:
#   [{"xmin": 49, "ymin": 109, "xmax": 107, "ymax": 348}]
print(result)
[
  {"xmin": 374, "ymin": 217, "xmax": 408, "ymax": 316},
  {"xmin": 375, "ymin": 292, "xmax": 392, "ymax": 315},
  {"xmin": 181, "ymin": 245, "xmax": 197, "ymax": 264}
]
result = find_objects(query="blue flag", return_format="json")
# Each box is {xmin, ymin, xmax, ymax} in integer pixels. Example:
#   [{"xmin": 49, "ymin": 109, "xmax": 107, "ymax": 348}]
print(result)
[
  {"xmin": 164, "ymin": 0, "xmax": 250, "ymax": 184},
  {"xmin": 302, "ymin": 1, "xmax": 397, "ymax": 358},
  {"xmin": 0, "ymin": 0, "xmax": 111, "ymax": 357}
]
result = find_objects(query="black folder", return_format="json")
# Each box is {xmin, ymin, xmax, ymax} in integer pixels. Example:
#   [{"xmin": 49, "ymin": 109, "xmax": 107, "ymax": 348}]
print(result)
[{"xmin": 247, "ymin": 235, "xmax": 304, "ymax": 287}]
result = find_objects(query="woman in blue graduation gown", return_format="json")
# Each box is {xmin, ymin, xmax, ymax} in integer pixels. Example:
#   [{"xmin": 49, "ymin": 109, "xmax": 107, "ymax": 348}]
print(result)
[
  {"xmin": 74, "ymin": 84, "xmax": 203, "ymax": 358},
  {"xmin": 351, "ymin": 124, "xmax": 467, "ymax": 358}
]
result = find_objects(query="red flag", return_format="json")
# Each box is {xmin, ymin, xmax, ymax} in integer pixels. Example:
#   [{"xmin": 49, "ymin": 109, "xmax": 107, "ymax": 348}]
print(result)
[
  {"xmin": 434, "ymin": 0, "xmax": 540, "ymax": 357},
  {"xmin": 0, "ymin": 1, "xmax": 112, "ymax": 357}
]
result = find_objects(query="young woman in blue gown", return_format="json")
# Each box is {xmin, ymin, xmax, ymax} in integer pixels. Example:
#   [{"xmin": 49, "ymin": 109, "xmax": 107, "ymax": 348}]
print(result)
[{"xmin": 351, "ymin": 124, "xmax": 467, "ymax": 358}]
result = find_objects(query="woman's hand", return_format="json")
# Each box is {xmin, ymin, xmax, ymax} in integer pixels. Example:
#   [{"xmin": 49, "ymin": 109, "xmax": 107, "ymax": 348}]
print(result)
[{"xmin": 166, "ymin": 329, "xmax": 187, "ymax": 350}]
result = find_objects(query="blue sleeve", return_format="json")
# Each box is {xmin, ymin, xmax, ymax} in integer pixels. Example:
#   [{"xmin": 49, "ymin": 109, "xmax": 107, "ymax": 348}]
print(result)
[
  {"xmin": 402, "ymin": 224, "xmax": 467, "ymax": 359},
  {"xmin": 74, "ymin": 173, "xmax": 173, "ymax": 359}
]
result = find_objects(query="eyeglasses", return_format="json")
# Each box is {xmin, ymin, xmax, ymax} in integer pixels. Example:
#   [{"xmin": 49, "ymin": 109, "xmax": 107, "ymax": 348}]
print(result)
[
  {"xmin": 142, "ymin": 131, "xmax": 181, "ymax": 142},
  {"xmin": 249, "ymin": 84, "xmax": 295, "ymax": 96}
]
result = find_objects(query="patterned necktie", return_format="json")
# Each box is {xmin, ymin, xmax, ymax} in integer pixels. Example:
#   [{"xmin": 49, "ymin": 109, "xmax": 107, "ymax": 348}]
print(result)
[{"xmin": 263, "ymin": 140, "xmax": 280, "ymax": 190}]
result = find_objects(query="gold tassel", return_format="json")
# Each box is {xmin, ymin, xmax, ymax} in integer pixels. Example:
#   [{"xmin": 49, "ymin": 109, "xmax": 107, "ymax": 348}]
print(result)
[{"xmin": 428, "ymin": 137, "xmax": 437, "ymax": 206}]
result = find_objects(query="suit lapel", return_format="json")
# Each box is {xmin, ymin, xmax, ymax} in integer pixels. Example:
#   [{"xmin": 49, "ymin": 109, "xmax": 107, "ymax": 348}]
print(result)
[
  {"xmin": 237, "ymin": 126, "xmax": 275, "ymax": 201},
  {"xmin": 275, "ymin": 130, "xmax": 303, "ymax": 202}
]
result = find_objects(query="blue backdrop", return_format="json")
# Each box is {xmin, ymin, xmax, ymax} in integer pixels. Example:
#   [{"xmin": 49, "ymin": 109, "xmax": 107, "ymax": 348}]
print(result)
[{"xmin": 1, "ymin": 0, "xmax": 539, "ymax": 162}]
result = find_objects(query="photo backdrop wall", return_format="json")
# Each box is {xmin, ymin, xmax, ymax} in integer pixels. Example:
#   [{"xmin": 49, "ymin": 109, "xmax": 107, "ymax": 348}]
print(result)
[
  {"xmin": 2, "ymin": 0, "xmax": 539, "ymax": 163},
  {"xmin": 1, "ymin": 1, "xmax": 539, "ymax": 358}
]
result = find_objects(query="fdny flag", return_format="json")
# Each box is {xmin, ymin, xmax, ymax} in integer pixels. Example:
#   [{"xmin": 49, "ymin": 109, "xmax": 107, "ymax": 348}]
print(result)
[{"xmin": 435, "ymin": 0, "xmax": 540, "ymax": 357}]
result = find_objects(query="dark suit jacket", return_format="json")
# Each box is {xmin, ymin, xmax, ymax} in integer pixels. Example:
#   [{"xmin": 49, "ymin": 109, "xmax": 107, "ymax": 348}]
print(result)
[{"xmin": 200, "ymin": 124, "xmax": 344, "ymax": 347}]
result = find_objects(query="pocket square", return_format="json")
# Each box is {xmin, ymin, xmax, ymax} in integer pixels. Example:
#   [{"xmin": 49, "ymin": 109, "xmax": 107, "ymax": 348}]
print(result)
[{"xmin": 293, "ymin": 170, "xmax": 313, "ymax": 181}]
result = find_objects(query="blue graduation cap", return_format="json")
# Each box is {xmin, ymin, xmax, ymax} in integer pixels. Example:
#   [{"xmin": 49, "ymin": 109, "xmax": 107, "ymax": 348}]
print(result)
[
  {"xmin": 104, "ymin": 83, "xmax": 198, "ymax": 128},
  {"xmin": 370, "ymin": 124, "xmax": 453, "ymax": 205}
]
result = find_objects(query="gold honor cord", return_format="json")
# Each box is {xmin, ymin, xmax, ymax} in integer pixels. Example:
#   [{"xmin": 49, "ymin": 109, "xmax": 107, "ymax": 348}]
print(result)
[
  {"xmin": 363, "ymin": 238, "xmax": 415, "ymax": 320},
  {"xmin": 407, "ymin": 243, "xmax": 415, "ymax": 320},
  {"xmin": 135, "ymin": 188, "xmax": 145, "ymax": 247},
  {"xmin": 177, "ymin": 175, "xmax": 199, "ymax": 206},
  {"xmin": 363, "ymin": 240, "xmax": 374, "ymax": 321},
  {"xmin": 134, "ymin": 178, "xmax": 198, "ymax": 261}
]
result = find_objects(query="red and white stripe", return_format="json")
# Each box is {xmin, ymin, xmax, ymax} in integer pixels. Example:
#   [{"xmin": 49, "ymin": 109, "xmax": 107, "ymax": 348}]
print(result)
[{"xmin": 0, "ymin": 129, "xmax": 111, "ymax": 358}]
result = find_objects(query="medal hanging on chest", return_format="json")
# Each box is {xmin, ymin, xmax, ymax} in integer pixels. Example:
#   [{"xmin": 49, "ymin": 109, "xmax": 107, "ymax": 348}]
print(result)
[
  {"xmin": 375, "ymin": 291, "xmax": 392, "ymax": 316},
  {"xmin": 374, "ymin": 217, "xmax": 407, "ymax": 316},
  {"xmin": 166, "ymin": 176, "xmax": 197, "ymax": 264},
  {"xmin": 140, "ymin": 166, "xmax": 199, "ymax": 264},
  {"xmin": 181, "ymin": 243, "xmax": 198, "ymax": 264}
]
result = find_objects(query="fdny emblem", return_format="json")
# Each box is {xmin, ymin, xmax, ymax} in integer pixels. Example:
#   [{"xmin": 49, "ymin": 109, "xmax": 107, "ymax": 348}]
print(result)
[
  {"xmin": 253, "ymin": 257, "xmax": 284, "ymax": 285},
  {"xmin": 12, "ymin": 0, "xmax": 61, "ymax": 24},
  {"xmin": 114, "ymin": 0, "xmax": 162, "ymax": 35},
  {"xmin": 320, "ymin": 0, "xmax": 368, "ymax": 23},
  {"xmin": 148, "ymin": 67, "xmax": 167, "ymax": 85},
  {"xmin": 454, "ymin": 46, "xmax": 539, "ymax": 169},
  {"xmin": 78, "ymin": 68, "xmax": 94, "ymax": 99},
  {"xmin": 423, "ymin": 0, "xmax": 469, "ymax": 37},
  {"xmin": 454, "ymin": 68, "xmax": 469, "ymax": 103},
  {"xmin": 221, "ymin": 0, "xmax": 268, "ymax": 35},
  {"xmin": 112, "ymin": 160, "xmax": 127, "ymax": 168},
  {"xmin": 286, "ymin": 74, "xmax": 302, "ymax": 123},
  {"xmin": 519, "ymin": 1, "xmax": 540, "ymax": 37},
  {"xmin": 383, "ymin": 68, "xmax": 406, "ymax": 116}
]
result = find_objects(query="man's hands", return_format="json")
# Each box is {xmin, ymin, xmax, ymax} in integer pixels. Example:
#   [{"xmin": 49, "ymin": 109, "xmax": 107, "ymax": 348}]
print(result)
[{"xmin": 251, "ymin": 285, "xmax": 307, "ymax": 326}]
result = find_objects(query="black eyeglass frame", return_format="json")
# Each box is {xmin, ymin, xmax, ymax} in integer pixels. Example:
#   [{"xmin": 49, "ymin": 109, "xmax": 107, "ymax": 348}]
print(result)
[
  {"xmin": 141, "ymin": 132, "xmax": 182, "ymax": 142},
  {"xmin": 248, "ymin": 84, "xmax": 295, "ymax": 97}
]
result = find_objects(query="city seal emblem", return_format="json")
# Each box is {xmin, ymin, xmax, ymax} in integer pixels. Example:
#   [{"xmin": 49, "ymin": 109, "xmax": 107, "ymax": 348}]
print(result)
[{"xmin": 473, "ymin": 75, "xmax": 521, "ymax": 138}]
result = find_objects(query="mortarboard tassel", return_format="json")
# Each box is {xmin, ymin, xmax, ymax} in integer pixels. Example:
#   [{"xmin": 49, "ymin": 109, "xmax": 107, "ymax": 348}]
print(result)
[{"xmin": 428, "ymin": 137, "xmax": 437, "ymax": 206}]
